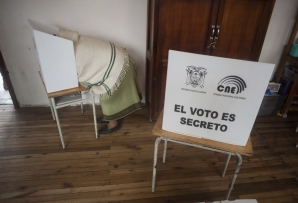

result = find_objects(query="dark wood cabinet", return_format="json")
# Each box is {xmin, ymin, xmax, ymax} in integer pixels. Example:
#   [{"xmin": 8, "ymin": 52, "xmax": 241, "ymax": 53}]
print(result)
[{"xmin": 146, "ymin": 0, "xmax": 275, "ymax": 120}]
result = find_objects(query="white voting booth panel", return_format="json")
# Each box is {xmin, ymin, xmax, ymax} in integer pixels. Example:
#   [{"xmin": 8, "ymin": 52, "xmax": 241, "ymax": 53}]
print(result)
[
  {"xmin": 29, "ymin": 19, "xmax": 78, "ymax": 93},
  {"xmin": 163, "ymin": 50, "xmax": 275, "ymax": 146}
]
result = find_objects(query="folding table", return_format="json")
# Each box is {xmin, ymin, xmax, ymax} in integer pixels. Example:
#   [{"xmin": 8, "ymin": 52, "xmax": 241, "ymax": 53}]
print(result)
[
  {"xmin": 151, "ymin": 111, "xmax": 253, "ymax": 200},
  {"xmin": 48, "ymin": 85, "xmax": 98, "ymax": 149},
  {"xmin": 40, "ymin": 72, "xmax": 98, "ymax": 149}
]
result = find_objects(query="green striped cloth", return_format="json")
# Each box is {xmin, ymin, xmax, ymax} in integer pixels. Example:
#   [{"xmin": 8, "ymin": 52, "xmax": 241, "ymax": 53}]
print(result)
[
  {"xmin": 81, "ymin": 42, "xmax": 116, "ymax": 97},
  {"xmin": 60, "ymin": 29, "xmax": 130, "ymax": 99}
]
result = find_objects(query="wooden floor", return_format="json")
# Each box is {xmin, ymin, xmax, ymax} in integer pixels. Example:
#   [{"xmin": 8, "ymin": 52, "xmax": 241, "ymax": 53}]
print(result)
[{"xmin": 1, "ymin": 105, "xmax": 298, "ymax": 203}]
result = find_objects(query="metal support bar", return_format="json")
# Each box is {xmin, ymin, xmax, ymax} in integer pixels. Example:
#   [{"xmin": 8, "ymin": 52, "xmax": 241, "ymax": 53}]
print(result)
[
  {"xmin": 54, "ymin": 97, "xmax": 93, "ymax": 109},
  {"xmin": 222, "ymin": 154, "xmax": 231, "ymax": 177},
  {"xmin": 163, "ymin": 139, "xmax": 168, "ymax": 163},
  {"xmin": 152, "ymin": 137, "xmax": 162, "ymax": 192},
  {"xmin": 168, "ymin": 138, "xmax": 233, "ymax": 155}
]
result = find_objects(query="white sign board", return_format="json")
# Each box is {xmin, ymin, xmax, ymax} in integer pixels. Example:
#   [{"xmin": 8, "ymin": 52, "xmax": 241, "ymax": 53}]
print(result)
[
  {"xmin": 163, "ymin": 50, "xmax": 275, "ymax": 146},
  {"xmin": 29, "ymin": 19, "xmax": 78, "ymax": 93}
]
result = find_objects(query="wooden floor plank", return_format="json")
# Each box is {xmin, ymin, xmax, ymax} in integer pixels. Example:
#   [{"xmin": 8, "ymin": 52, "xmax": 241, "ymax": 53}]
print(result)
[{"xmin": 1, "ymin": 105, "xmax": 298, "ymax": 202}]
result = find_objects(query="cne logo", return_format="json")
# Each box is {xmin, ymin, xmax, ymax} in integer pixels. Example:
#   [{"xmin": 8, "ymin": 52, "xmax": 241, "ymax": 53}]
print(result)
[{"xmin": 217, "ymin": 75, "xmax": 247, "ymax": 94}]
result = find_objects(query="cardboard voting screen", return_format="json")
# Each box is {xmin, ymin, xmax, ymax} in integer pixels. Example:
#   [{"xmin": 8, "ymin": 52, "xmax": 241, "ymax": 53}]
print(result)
[
  {"xmin": 29, "ymin": 19, "xmax": 78, "ymax": 93},
  {"xmin": 162, "ymin": 50, "xmax": 275, "ymax": 146}
]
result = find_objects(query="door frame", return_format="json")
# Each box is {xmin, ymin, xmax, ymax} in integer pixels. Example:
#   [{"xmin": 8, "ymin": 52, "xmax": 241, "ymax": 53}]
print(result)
[{"xmin": 0, "ymin": 50, "xmax": 20, "ymax": 109}]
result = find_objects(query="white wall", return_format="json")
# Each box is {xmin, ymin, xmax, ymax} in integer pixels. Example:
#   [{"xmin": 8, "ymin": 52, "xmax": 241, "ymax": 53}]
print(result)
[
  {"xmin": 259, "ymin": 0, "xmax": 298, "ymax": 69},
  {"xmin": 0, "ymin": 0, "xmax": 147, "ymax": 106},
  {"xmin": 0, "ymin": 0, "xmax": 297, "ymax": 106}
]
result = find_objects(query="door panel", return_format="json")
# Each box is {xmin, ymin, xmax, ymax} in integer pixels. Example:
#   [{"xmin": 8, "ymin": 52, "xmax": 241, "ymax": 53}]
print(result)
[
  {"xmin": 212, "ymin": 0, "xmax": 268, "ymax": 61},
  {"xmin": 152, "ymin": 0, "xmax": 218, "ymax": 118},
  {"xmin": 159, "ymin": 0, "xmax": 216, "ymax": 60}
]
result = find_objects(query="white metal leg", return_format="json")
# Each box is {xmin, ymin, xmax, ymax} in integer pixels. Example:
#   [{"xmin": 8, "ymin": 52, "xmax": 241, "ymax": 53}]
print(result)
[
  {"xmin": 163, "ymin": 139, "xmax": 168, "ymax": 163},
  {"xmin": 81, "ymin": 102, "xmax": 84, "ymax": 114},
  {"xmin": 49, "ymin": 98, "xmax": 55, "ymax": 120},
  {"xmin": 222, "ymin": 154, "xmax": 231, "ymax": 177},
  {"xmin": 91, "ymin": 93, "xmax": 98, "ymax": 138},
  {"xmin": 225, "ymin": 153, "xmax": 242, "ymax": 200},
  {"xmin": 50, "ymin": 98, "xmax": 65, "ymax": 149},
  {"xmin": 152, "ymin": 137, "xmax": 162, "ymax": 192}
]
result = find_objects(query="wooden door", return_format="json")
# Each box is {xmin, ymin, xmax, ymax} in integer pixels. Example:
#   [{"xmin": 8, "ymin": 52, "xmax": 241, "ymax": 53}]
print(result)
[
  {"xmin": 212, "ymin": 0, "xmax": 275, "ymax": 61},
  {"xmin": 146, "ymin": 0, "xmax": 275, "ymax": 121},
  {"xmin": 147, "ymin": 0, "xmax": 220, "ymax": 120}
]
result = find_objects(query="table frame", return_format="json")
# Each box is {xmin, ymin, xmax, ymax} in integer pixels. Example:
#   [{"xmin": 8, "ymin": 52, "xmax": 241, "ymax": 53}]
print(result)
[
  {"xmin": 152, "ymin": 136, "xmax": 242, "ymax": 200},
  {"xmin": 151, "ymin": 111, "xmax": 253, "ymax": 200},
  {"xmin": 49, "ymin": 92, "xmax": 98, "ymax": 149},
  {"xmin": 39, "ymin": 72, "xmax": 98, "ymax": 149}
]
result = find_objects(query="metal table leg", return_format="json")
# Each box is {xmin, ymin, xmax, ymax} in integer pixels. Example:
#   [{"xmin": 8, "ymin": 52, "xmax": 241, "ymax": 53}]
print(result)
[
  {"xmin": 49, "ymin": 98, "xmax": 55, "ymax": 120},
  {"xmin": 225, "ymin": 153, "xmax": 242, "ymax": 200},
  {"xmin": 91, "ymin": 93, "xmax": 98, "ymax": 138},
  {"xmin": 152, "ymin": 137, "xmax": 161, "ymax": 192},
  {"xmin": 50, "ymin": 98, "xmax": 65, "ymax": 149},
  {"xmin": 222, "ymin": 154, "xmax": 231, "ymax": 177},
  {"xmin": 163, "ymin": 138, "xmax": 168, "ymax": 163}
]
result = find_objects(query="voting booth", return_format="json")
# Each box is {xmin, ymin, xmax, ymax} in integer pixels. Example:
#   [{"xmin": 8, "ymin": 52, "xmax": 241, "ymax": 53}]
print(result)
[
  {"xmin": 29, "ymin": 19, "xmax": 78, "ymax": 93},
  {"xmin": 162, "ymin": 51, "xmax": 275, "ymax": 146}
]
